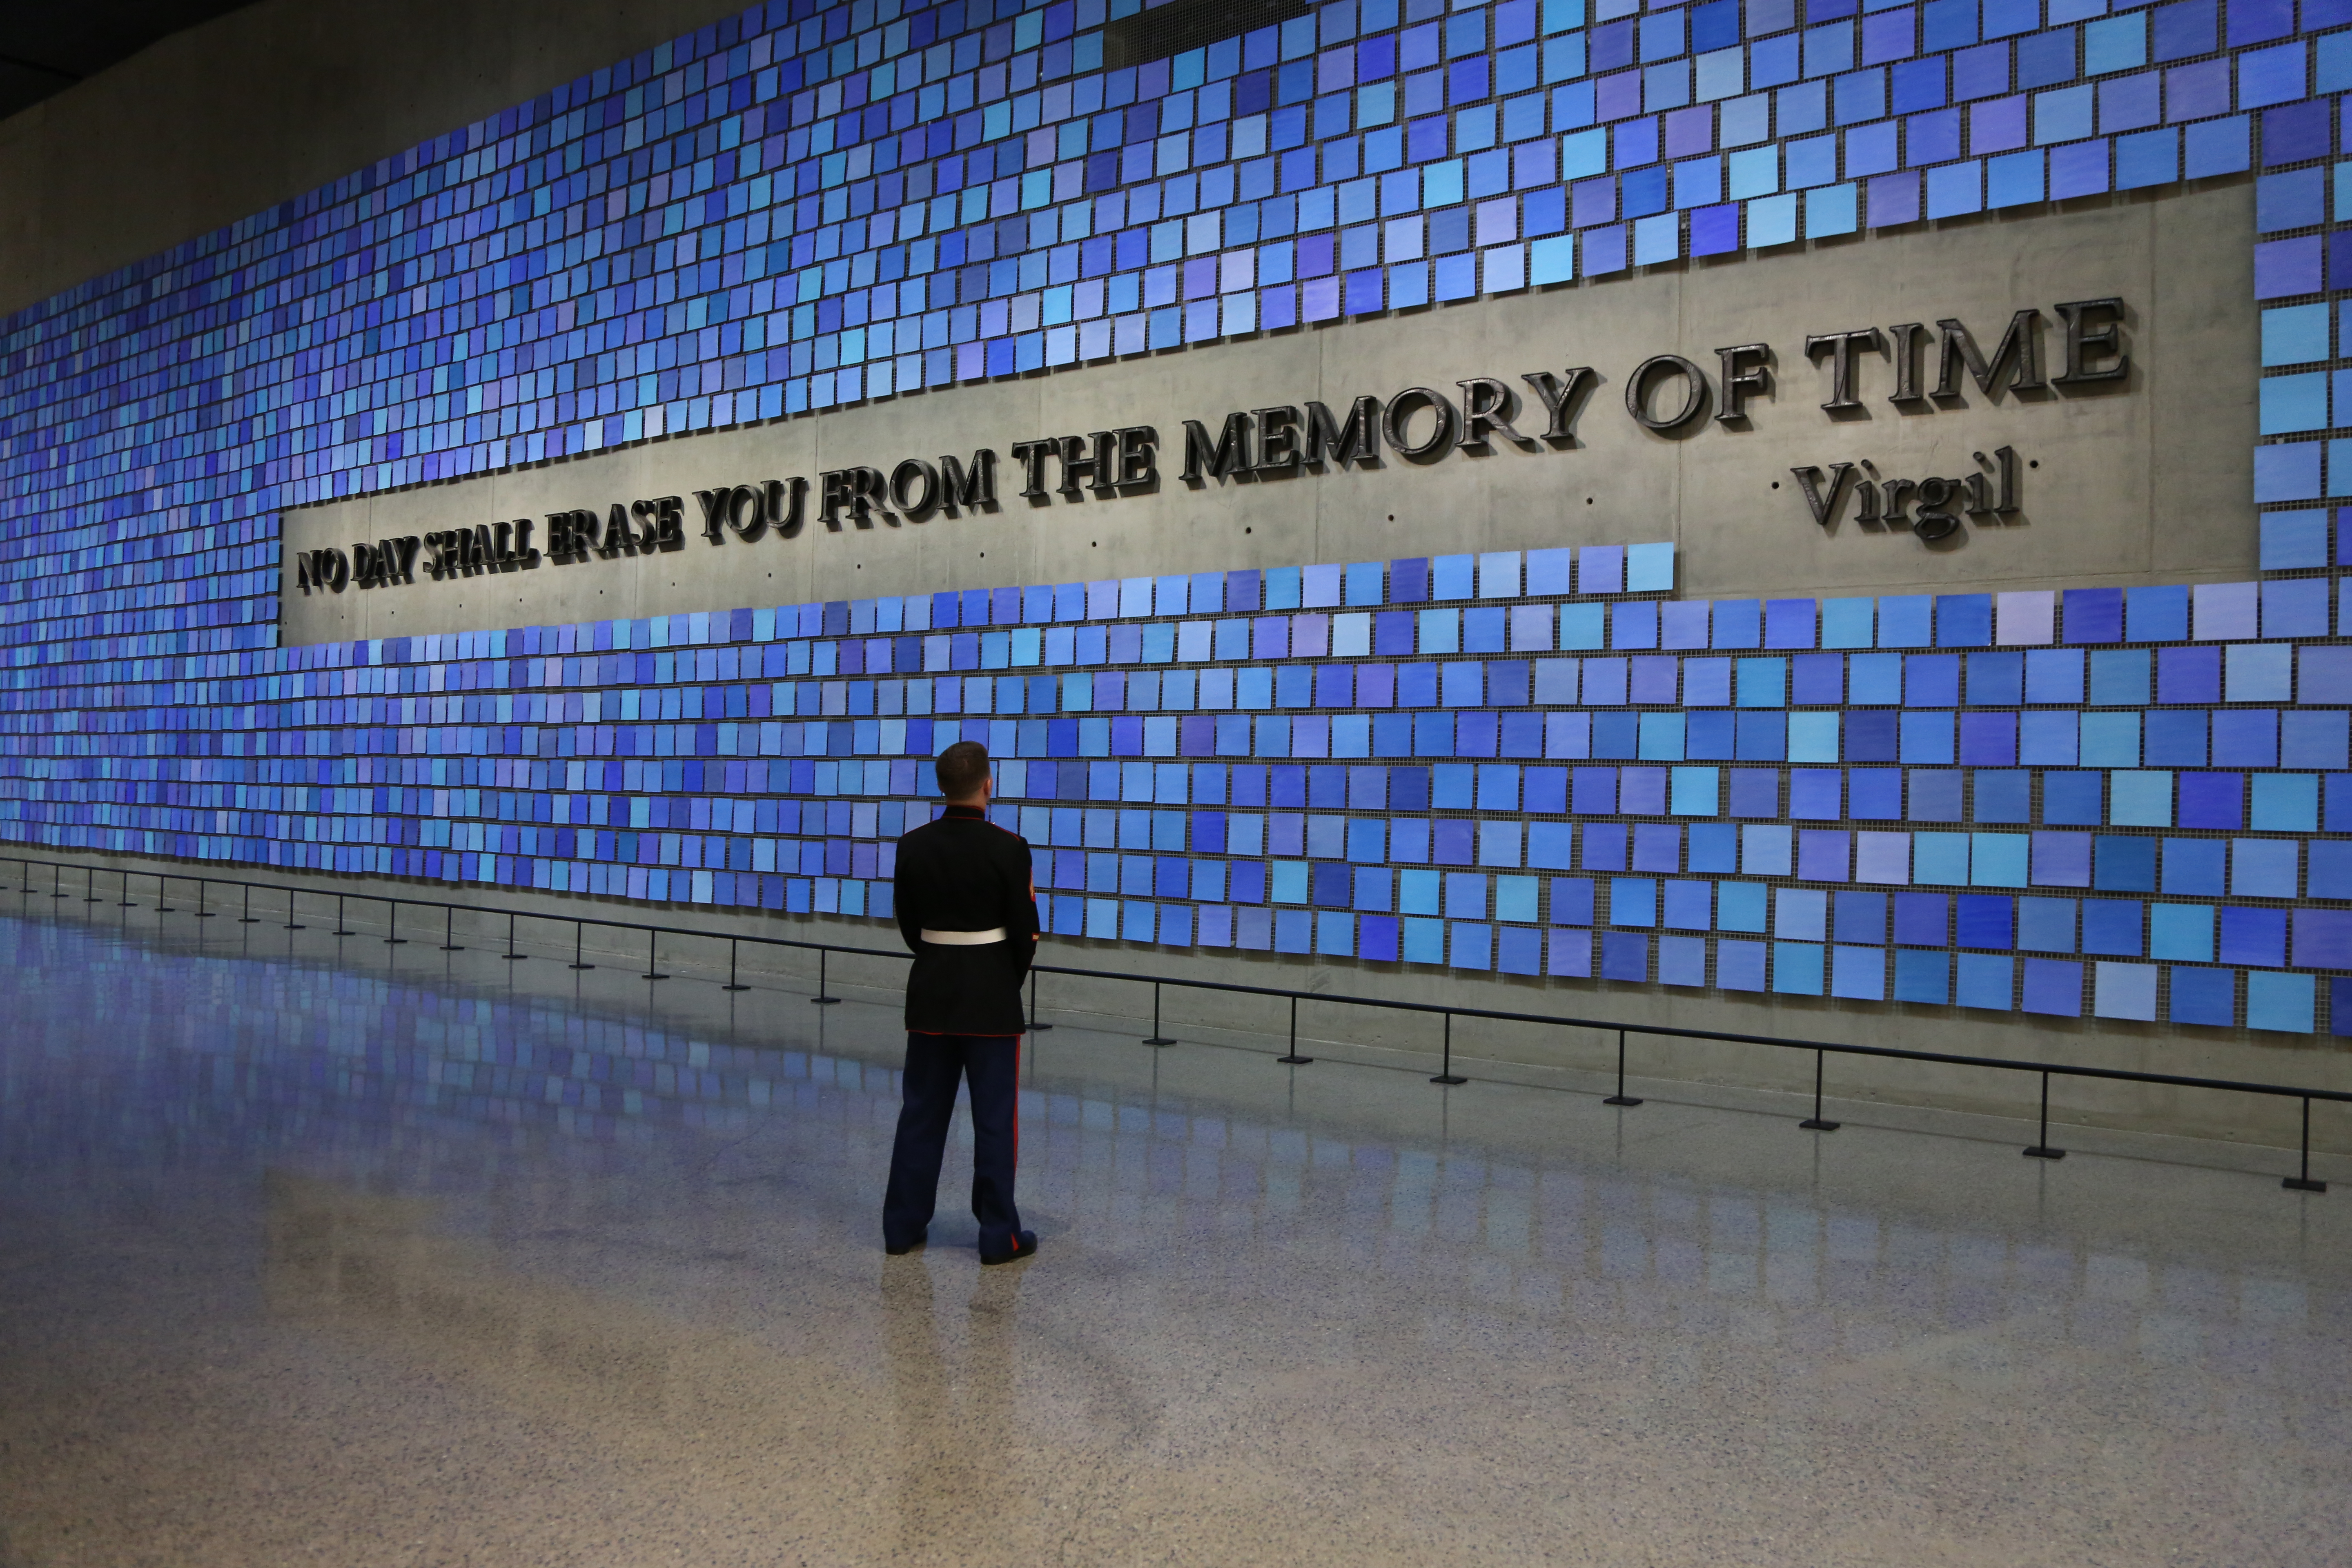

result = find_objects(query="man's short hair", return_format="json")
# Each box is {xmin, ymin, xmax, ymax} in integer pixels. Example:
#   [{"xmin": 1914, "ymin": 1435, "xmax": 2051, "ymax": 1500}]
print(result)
[{"xmin": 935, "ymin": 739, "xmax": 990, "ymax": 800}]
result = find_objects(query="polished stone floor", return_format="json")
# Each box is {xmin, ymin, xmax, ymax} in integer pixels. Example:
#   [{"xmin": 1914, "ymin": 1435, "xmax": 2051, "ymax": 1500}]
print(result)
[{"xmin": 0, "ymin": 894, "xmax": 2346, "ymax": 1567}]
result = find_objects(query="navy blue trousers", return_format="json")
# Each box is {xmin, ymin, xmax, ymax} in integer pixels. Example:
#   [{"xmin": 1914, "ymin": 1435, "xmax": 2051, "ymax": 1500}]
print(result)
[{"xmin": 882, "ymin": 1033, "xmax": 1023, "ymax": 1253}]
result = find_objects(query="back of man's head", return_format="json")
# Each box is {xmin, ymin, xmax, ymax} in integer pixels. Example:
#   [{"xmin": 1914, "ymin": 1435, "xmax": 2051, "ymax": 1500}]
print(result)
[{"xmin": 935, "ymin": 740, "xmax": 989, "ymax": 802}]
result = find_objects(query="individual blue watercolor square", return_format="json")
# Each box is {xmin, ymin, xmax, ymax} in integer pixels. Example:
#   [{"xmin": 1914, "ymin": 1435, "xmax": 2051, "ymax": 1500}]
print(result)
[
  {"xmin": 2254, "ymin": 440, "xmax": 2323, "ymax": 501},
  {"xmin": 2081, "ymin": 899, "xmax": 2144, "ymax": 957},
  {"xmin": 1849, "ymin": 653, "xmax": 1902, "ymax": 705},
  {"xmin": 1721, "ymin": 770, "xmax": 1777, "ymax": 821},
  {"xmin": 2183, "ymin": 114, "xmax": 2249, "ymax": 178},
  {"xmin": 2107, "ymin": 771, "xmax": 2173, "ymax": 827},
  {"xmin": 1497, "ymin": 925, "xmax": 1546, "ymax": 975},
  {"xmin": 2156, "ymin": 645, "xmax": 2221, "ymax": 705},
  {"xmin": 2161, "ymin": 837, "xmax": 2228, "ymax": 895},
  {"xmin": 2107, "ymin": 832, "xmax": 2154, "ymax": 893},
  {"xmin": 1579, "ymin": 545, "xmax": 1626, "ymax": 594},
  {"xmin": 2019, "ymin": 896, "xmax": 2077, "ymax": 952},
  {"xmin": 1403, "ymin": 916, "xmax": 1449, "ymax": 963},
  {"xmin": 2034, "ymin": 830, "xmax": 2095, "ymax": 886},
  {"xmin": 1657, "ymin": 933, "xmax": 1709, "ymax": 986},
  {"xmin": 2020, "ymin": 958, "xmax": 2084, "ymax": 1017},
  {"xmin": 1789, "ymin": 768, "xmax": 1842, "ymax": 818},
  {"xmin": 1846, "ymin": 769, "xmax": 1900, "ymax": 818},
  {"xmin": 2239, "ymin": 236, "xmax": 2314, "ymax": 301},
  {"xmin": 2083, "ymin": 650, "xmax": 2147, "ymax": 708},
  {"xmin": 1762, "ymin": 597, "xmax": 1815, "ymax": 648},
  {"xmin": 1877, "ymin": 594, "xmax": 1932, "ymax": 646},
  {"xmin": 2060, "ymin": 587, "xmax": 2122, "ymax": 645},
  {"xmin": 1914, "ymin": 833, "xmax": 1973, "ymax": 885},
  {"xmin": 2167, "ymin": 965, "xmax": 2236, "ymax": 1026},
  {"xmin": 2246, "ymin": 972, "xmax": 2315, "ymax": 1034},
  {"xmin": 2261, "ymin": 307, "xmax": 2332, "ymax": 370},
  {"xmin": 1772, "ymin": 941, "xmax": 1826, "ymax": 995},
  {"xmin": 1626, "ymin": 541, "xmax": 1677, "ymax": 592},
  {"xmin": 1831, "ymin": 944, "xmax": 1886, "ymax": 1001},
  {"xmin": 1968, "ymin": 769, "xmax": 2030, "ymax": 824},
  {"xmin": 2239, "ymin": 771, "xmax": 2314, "ymax": 832},
  {"xmin": 2220, "ymin": 905, "xmax": 2289, "ymax": 966},
  {"xmin": 2258, "ymin": 578, "xmax": 2330, "ymax": 640},
  {"xmin": 1955, "ymin": 953, "xmax": 2016, "ymax": 1010},
  {"xmin": 2125, "ymin": 584, "xmax": 2188, "ymax": 642},
  {"xmin": 1833, "ymin": 890, "xmax": 1888, "ymax": 943},
  {"xmin": 1892, "ymin": 949, "xmax": 1951, "ymax": 1004},
  {"xmin": 2257, "ymin": 168, "xmax": 2327, "ymax": 234},
  {"xmin": 1715, "ymin": 939, "xmax": 1768, "ymax": 990},
  {"xmin": 1790, "ymin": 652, "xmax": 1845, "ymax": 704},
  {"xmin": 1716, "ymin": 881, "xmax": 1768, "ymax": 933},
  {"xmin": 2311, "ymin": 841, "xmax": 2352, "ymax": 899},
  {"xmin": 2040, "ymin": 772, "xmax": 2103, "ymax": 825},
  {"xmin": 1524, "ymin": 548, "xmax": 1574, "ymax": 595},
  {"xmin": 1820, "ymin": 597, "xmax": 1875, "ymax": 648},
  {"xmin": 2232, "ymin": 837, "xmax": 2300, "ymax": 897},
  {"xmin": 1687, "ymin": 822, "xmax": 1740, "ymax": 872},
  {"xmin": 2177, "ymin": 773, "xmax": 2243, "ymax": 830},
  {"xmin": 2149, "ymin": 903, "xmax": 2216, "ymax": 962},
  {"xmin": 1892, "ymin": 891, "xmax": 1948, "ymax": 947},
  {"xmin": 1964, "ymin": 650, "xmax": 2023, "ymax": 707},
  {"xmin": 2305, "ymin": 909, "xmax": 2352, "ymax": 969},
  {"xmin": 1600, "ymin": 930, "xmax": 1651, "ymax": 980},
  {"xmin": 1902, "ymin": 770, "xmax": 1960, "ymax": 821},
  {"xmin": 1710, "ymin": 599, "xmax": 1762, "ymax": 649},
  {"xmin": 2261, "ymin": 371, "xmax": 2330, "ymax": 435},
  {"xmin": 1934, "ymin": 594, "xmax": 1991, "ymax": 647}
]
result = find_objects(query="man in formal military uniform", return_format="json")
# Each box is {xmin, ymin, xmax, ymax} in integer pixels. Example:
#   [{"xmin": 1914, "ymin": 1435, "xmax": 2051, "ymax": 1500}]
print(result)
[{"xmin": 882, "ymin": 740, "xmax": 1041, "ymax": 1264}]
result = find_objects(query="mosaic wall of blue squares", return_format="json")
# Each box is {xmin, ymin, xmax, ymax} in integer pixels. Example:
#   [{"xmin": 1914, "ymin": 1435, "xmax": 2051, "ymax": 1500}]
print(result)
[{"xmin": 1, "ymin": 0, "xmax": 2350, "ymax": 1035}]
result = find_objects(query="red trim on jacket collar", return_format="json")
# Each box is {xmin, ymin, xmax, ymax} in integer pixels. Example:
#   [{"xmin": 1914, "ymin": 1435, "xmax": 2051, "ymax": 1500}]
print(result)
[{"xmin": 942, "ymin": 803, "xmax": 987, "ymax": 820}]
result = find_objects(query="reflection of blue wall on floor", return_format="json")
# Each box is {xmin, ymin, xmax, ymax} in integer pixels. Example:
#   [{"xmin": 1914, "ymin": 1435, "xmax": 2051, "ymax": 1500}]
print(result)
[{"xmin": 0, "ymin": 0, "xmax": 2349, "ymax": 1034}]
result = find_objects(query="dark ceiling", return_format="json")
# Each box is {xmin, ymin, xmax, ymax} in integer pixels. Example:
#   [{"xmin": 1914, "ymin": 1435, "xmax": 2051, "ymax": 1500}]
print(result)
[{"xmin": 0, "ymin": 0, "xmax": 256, "ymax": 122}]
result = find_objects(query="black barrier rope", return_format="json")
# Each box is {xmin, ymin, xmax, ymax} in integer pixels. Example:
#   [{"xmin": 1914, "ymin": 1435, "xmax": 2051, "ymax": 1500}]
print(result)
[{"xmin": 4, "ymin": 853, "xmax": 2342, "ymax": 1195}]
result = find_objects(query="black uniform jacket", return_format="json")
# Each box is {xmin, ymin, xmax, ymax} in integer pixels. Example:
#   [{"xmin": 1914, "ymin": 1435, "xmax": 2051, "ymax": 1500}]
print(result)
[{"xmin": 893, "ymin": 804, "xmax": 1040, "ymax": 1034}]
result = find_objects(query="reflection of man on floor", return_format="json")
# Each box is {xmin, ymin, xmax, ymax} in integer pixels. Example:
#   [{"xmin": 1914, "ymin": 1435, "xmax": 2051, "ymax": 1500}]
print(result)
[{"xmin": 882, "ymin": 741, "xmax": 1039, "ymax": 1265}]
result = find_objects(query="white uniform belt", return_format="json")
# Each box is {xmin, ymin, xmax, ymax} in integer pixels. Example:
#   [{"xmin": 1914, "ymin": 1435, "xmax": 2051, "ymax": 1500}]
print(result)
[{"xmin": 922, "ymin": 927, "xmax": 1007, "ymax": 945}]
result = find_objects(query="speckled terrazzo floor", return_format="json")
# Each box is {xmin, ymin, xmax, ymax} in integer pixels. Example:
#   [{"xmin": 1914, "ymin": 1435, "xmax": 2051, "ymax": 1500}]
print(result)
[{"xmin": 0, "ymin": 896, "xmax": 2347, "ymax": 1568}]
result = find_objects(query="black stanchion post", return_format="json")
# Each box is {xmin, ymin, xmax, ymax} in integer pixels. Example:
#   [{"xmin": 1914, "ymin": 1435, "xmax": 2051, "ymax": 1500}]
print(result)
[
  {"xmin": 52, "ymin": 862, "xmax": 67, "ymax": 898},
  {"xmin": 1027, "ymin": 967, "xmax": 1052, "ymax": 1031},
  {"xmin": 1800, "ymin": 1049, "xmax": 1841, "ymax": 1131},
  {"xmin": 116, "ymin": 869, "xmax": 136, "ymax": 908},
  {"xmin": 85, "ymin": 866, "xmax": 101, "ymax": 903},
  {"xmin": 1431, "ymin": 1011, "xmax": 1467, "ymax": 1085},
  {"xmin": 237, "ymin": 882, "xmax": 257, "ymax": 922},
  {"xmin": 384, "ymin": 898, "xmax": 405, "ymax": 945},
  {"xmin": 2024, "ymin": 1071, "xmax": 2065, "ymax": 1159},
  {"xmin": 281, "ymin": 889, "xmax": 304, "ymax": 930},
  {"xmin": 639, "ymin": 927, "xmax": 666, "ymax": 979},
  {"xmin": 439, "ymin": 904, "xmax": 463, "ymax": 951},
  {"xmin": 568, "ymin": 920, "xmax": 592, "ymax": 970},
  {"xmin": 194, "ymin": 879, "xmax": 214, "ymax": 917},
  {"xmin": 723, "ymin": 936, "xmax": 750, "ymax": 991},
  {"xmin": 2285, "ymin": 1097, "xmax": 2329, "ymax": 1193},
  {"xmin": 1604, "ymin": 1028, "xmax": 1642, "ymax": 1107},
  {"xmin": 1142, "ymin": 980, "xmax": 1174, "ymax": 1046},
  {"xmin": 331, "ymin": 894, "xmax": 354, "ymax": 936},
  {"xmin": 810, "ymin": 947, "xmax": 838, "ymax": 1004},
  {"xmin": 503, "ymin": 911, "xmax": 528, "ymax": 960},
  {"xmin": 153, "ymin": 874, "xmax": 172, "ymax": 913},
  {"xmin": 1276, "ymin": 995, "xmax": 1313, "ymax": 1065}
]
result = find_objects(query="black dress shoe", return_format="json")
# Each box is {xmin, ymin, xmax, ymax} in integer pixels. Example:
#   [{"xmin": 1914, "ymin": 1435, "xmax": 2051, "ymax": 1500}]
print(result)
[
  {"xmin": 885, "ymin": 1233, "xmax": 926, "ymax": 1256},
  {"xmin": 979, "ymin": 1230, "xmax": 1037, "ymax": 1266}
]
